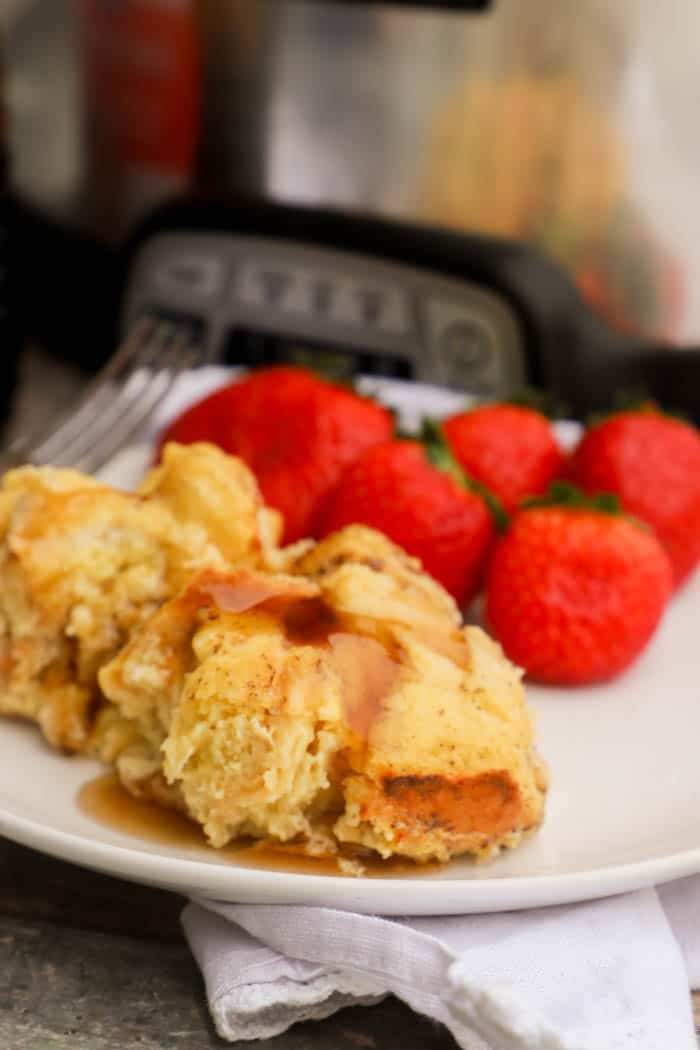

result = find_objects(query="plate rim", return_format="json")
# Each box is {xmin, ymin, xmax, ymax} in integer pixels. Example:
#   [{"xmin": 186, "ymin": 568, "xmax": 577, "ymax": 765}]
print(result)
[{"xmin": 1, "ymin": 795, "xmax": 699, "ymax": 915}]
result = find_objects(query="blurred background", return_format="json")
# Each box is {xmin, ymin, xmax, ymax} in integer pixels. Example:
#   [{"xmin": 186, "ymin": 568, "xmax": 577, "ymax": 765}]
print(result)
[{"xmin": 2, "ymin": 0, "xmax": 700, "ymax": 421}]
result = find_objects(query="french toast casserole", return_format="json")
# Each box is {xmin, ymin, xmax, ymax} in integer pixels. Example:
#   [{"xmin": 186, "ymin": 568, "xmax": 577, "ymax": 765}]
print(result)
[{"xmin": 0, "ymin": 442, "xmax": 547, "ymax": 869}]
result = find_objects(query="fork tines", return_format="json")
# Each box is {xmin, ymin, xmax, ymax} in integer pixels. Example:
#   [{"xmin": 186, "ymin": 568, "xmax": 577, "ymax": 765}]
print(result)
[{"xmin": 1, "ymin": 317, "xmax": 201, "ymax": 475}]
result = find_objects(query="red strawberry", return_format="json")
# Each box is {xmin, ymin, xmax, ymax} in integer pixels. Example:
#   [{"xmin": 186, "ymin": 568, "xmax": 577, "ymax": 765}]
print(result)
[
  {"xmin": 485, "ymin": 491, "xmax": 673, "ymax": 684},
  {"xmin": 317, "ymin": 438, "xmax": 495, "ymax": 607},
  {"xmin": 568, "ymin": 409, "xmax": 700, "ymax": 587},
  {"xmin": 442, "ymin": 404, "xmax": 565, "ymax": 513},
  {"xmin": 158, "ymin": 367, "xmax": 393, "ymax": 543}
]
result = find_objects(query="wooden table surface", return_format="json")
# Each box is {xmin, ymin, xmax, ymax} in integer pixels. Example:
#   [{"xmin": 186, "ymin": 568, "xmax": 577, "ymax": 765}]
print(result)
[{"xmin": 2, "ymin": 350, "xmax": 699, "ymax": 1048}]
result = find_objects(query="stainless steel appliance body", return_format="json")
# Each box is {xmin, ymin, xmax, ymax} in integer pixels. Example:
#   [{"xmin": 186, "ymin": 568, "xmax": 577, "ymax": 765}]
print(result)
[{"xmin": 6, "ymin": 0, "xmax": 700, "ymax": 364}]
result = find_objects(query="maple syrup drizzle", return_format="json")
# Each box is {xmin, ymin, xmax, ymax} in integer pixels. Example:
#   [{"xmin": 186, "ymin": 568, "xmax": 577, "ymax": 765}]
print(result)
[
  {"xmin": 327, "ymin": 633, "xmax": 401, "ymax": 739},
  {"xmin": 184, "ymin": 568, "xmax": 316, "ymax": 617},
  {"xmin": 192, "ymin": 578, "xmax": 405, "ymax": 743}
]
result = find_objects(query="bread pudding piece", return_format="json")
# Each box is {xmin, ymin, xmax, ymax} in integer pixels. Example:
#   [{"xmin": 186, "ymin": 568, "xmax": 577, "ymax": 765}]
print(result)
[
  {"xmin": 98, "ymin": 536, "xmax": 547, "ymax": 865},
  {"xmin": 0, "ymin": 442, "xmax": 279, "ymax": 752},
  {"xmin": 139, "ymin": 441, "xmax": 282, "ymax": 565},
  {"xmin": 281, "ymin": 524, "xmax": 462, "ymax": 634}
]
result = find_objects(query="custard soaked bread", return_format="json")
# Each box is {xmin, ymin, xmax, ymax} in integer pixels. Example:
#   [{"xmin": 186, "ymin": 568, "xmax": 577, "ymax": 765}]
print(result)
[
  {"xmin": 0, "ymin": 434, "xmax": 546, "ymax": 867},
  {"xmin": 98, "ymin": 528, "xmax": 547, "ymax": 864},
  {"xmin": 0, "ymin": 443, "xmax": 280, "ymax": 751}
]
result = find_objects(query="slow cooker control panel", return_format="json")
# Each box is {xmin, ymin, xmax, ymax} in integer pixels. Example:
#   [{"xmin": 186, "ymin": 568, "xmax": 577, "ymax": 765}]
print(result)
[{"xmin": 124, "ymin": 233, "xmax": 526, "ymax": 395}]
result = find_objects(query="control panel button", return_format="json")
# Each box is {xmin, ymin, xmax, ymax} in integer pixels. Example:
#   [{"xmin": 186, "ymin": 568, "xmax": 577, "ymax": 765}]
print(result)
[
  {"xmin": 154, "ymin": 255, "xmax": 224, "ymax": 300},
  {"xmin": 310, "ymin": 279, "xmax": 333, "ymax": 317},
  {"xmin": 425, "ymin": 296, "xmax": 518, "ymax": 393},
  {"xmin": 258, "ymin": 269, "xmax": 291, "ymax": 306},
  {"xmin": 439, "ymin": 320, "xmax": 492, "ymax": 372},
  {"xmin": 340, "ymin": 279, "xmax": 408, "ymax": 335},
  {"xmin": 355, "ymin": 287, "xmax": 384, "ymax": 326}
]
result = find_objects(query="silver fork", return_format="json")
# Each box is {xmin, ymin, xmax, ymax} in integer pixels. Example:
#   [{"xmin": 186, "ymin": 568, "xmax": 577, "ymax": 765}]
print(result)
[{"xmin": 0, "ymin": 317, "xmax": 204, "ymax": 474}]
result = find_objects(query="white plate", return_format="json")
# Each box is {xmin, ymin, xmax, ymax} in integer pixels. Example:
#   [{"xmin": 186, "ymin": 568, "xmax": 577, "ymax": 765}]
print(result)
[{"xmin": 0, "ymin": 371, "xmax": 698, "ymax": 915}]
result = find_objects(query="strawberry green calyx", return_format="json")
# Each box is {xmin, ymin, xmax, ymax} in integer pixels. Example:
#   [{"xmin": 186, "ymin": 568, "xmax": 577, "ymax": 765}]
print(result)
[
  {"xmin": 523, "ymin": 481, "xmax": 622, "ymax": 515},
  {"xmin": 506, "ymin": 387, "xmax": 570, "ymax": 421},
  {"xmin": 586, "ymin": 396, "xmax": 656, "ymax": 428},
  {"xmin": 421, "ymin": 418, "xmax": 509, "ymax": 532},
  {"xmin": 421, "ymin": 418, "xmax": 465, "ymax": 483},
  {"xmin": 587, "ymin": 396, "xmax": 692, "ymax": 429}
]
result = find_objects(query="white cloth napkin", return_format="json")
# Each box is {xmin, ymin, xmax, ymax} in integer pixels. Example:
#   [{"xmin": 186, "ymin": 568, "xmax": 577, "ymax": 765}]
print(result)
[{"xmin": 182, "ymin": 877, "xmax": 700, "ymax": 1050}]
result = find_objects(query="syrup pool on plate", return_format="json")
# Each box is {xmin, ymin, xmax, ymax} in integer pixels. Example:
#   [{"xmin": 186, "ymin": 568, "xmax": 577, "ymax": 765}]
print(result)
[{"xmin": 77, "ymin": 773, "xmax": 439, "ymax": 878}]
